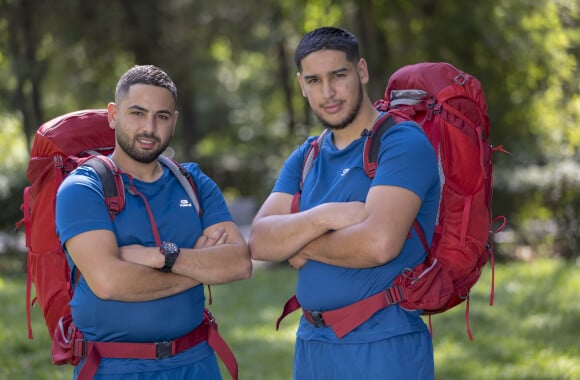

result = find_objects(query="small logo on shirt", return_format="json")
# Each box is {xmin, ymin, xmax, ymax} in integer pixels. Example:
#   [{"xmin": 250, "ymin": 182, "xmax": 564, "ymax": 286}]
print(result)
[
  {"xmin": 341, "ymin": 168, "xmax": 351, "ymax": 176},
  {"xmin": 180, "ymin": 199, "xmax": 193, "ymax": 207}
]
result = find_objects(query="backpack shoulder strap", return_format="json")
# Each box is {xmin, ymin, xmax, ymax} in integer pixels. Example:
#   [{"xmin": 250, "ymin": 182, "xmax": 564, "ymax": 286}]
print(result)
[
  {"xmin": 363, "ymin": 113, "xmax": 397, "ymax": 179},
  {"xmin": 291, "ymin": 129, "xmax": 330, "ymax": 213},
  {"xmin": 158, "ymin": 155, "xmax": 202, "ymax": 216},
  {"xmin": 301, "ymin": 129, "xmax": 330, "ymax": 188},
  {"xmin": 362, "ymin": 113, "xmax": 429, "ymax": 250},
  {"xmin": 82, "ymin": 155, "xmax": 201, "ymax": 217},
  {"xmin": 82, "ymin": 156, "xmax": 125, "ymax": 218}
]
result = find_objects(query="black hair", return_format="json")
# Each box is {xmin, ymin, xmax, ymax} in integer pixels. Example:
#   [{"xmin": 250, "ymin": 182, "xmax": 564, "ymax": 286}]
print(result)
[
  {"xmin": 294, "ymin": 27, "xmax": 360, "ymax": 71},
  {"xmin": 115, "ymin": 65, "xmax": 177, "ymax": 104}
]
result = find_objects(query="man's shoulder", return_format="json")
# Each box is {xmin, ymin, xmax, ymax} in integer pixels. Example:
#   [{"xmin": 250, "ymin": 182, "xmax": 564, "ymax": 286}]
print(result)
[
  {"xmin": 60, "ymin": 165, "xmax": 103, "ymax": 191},
  {"xmin": 388, "ymin": 120, "xmax": 425, "ymax": 136}
]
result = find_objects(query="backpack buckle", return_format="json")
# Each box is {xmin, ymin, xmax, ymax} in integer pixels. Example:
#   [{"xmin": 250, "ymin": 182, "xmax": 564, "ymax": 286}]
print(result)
[
  {"xmin": 73, "ymin": 338, "xmax": 88, "ymax": 358},
  {"xmin": 305, "ymin": 311, "xmax": 327, "ymax": 328},
  {"xmin": 384, "ymin": 286, "xmax": 405, "ymax": 305},
  {"xmin": 155, "ymin": 341, "xmax": 172, "ymax": 359}
]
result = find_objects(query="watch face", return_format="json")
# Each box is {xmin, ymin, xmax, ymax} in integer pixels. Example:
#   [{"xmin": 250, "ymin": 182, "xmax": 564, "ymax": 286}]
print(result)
[
  {"xmin": 162, "ymin": 241, "xmax": 179, "ymax": 255},
  {"xmin": 160, "ymin": 242, "xmax": 180, "ymax": 272}
]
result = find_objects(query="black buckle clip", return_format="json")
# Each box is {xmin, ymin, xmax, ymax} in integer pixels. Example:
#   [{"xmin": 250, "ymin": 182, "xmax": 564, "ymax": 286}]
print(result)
[
  {"xmin": 73, "ymin": 338, "xmax": 88, "ymax": 358},
  {"xmin": 155, "ymin": 341, "xmax": 172, "ymax": 359},
  {"xmin": 308, "ymin": 311, "xmax": 327, "ymax": 328}
]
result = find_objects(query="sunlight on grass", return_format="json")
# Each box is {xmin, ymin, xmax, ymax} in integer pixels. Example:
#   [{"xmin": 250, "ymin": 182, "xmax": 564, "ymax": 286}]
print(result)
[
  {"xmin": 431, "ymin": 258, "xmax": 580, "ymax": 380},
  {"xmin": 2, "ymin": 259, "xmax": 579, "ymax": 379}
]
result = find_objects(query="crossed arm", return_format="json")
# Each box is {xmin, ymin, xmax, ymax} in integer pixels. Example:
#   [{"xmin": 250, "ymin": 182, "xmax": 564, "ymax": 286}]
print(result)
[
  {"xmin": 65, "ymin": 220, "xmax": 251, "ymax": 302},
  {"xmin": 249, "ymin": 185, "xmax": 421, "ymax": 269}
]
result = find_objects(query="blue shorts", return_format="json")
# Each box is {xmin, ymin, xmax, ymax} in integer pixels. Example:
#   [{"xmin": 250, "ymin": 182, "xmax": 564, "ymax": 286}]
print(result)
[{"xmin": 293, "ymin": 330, "xmax": 434, "ymax": 380}]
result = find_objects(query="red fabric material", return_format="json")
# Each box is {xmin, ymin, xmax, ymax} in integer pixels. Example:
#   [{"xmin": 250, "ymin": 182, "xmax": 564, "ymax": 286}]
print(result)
[
  {"xmin": 384, "ymin": 63, "xmax": 494, "ymax": 319},
  {"xmin": 51, "ymin": 314, "xmax": 84, "ymax": 366},
  {"xmin": 278, "ymin": 63, "xmax": 506, "ymax": 341},
  {"xmin": 22, "ymin": 109, "xmax": 238, "ymax": 375},
  {"xmin": 73, "ymin": 310, "xmax": 238, "ymax": 380},
  {"xmin": 276, "ymin": 295, "xmax": 301, "ymax": 331},
  {"xmin": 23, "ymin": 110, "xmax": 115, "ymax": 340}
]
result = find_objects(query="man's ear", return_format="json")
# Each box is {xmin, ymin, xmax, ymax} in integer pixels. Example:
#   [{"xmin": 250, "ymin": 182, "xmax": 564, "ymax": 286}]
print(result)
[
  {"xmin": 107, "ymin": 102, "xmax": 117, "ymax": 129},
  {"xmin": 297, "ymin": 72, "xmax": 306, "ymax": 97},
  {"xmin": 171, "ymin": 111, "xmax": 179, "ymax": 136},
  {"xmin": 358, "ymin": 58, "xmax": 370, "ymax": 84}
]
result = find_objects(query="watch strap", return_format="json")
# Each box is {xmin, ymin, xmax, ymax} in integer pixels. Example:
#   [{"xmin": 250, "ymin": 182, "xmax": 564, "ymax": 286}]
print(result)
[{"xmin": 160, "ymin": 241, "xmax": 180, "ymax": 272}]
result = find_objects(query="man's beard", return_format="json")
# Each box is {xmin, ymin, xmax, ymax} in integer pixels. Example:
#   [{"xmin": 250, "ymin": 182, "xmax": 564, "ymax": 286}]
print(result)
[
  {"xmin": 116, "ymin": 127, "xmax": 169, "ymax": 164},
  {"xmin": 316, "ymin": 81, "xmax": 364, "ymax": 131}
]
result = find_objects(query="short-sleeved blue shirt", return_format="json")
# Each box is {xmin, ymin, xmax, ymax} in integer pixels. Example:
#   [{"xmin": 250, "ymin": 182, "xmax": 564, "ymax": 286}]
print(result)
[
  {"xmin": 56, "ymin": 160, "xmax": 232, "ymax": 376},
  {"xmin": 273, "ymin": 121, "xmax": 440, "ymax": 344}
]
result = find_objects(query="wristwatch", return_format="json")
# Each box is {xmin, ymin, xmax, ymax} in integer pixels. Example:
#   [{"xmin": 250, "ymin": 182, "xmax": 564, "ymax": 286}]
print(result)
[{"xmin": 159, "ymin": 241, "xmax": 180, "ymax": 272}]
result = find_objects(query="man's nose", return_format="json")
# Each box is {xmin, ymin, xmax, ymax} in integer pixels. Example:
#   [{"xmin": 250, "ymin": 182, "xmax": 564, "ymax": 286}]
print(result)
[
  {"xmin": 142, "ymin": 115, "xmax": 156, "ymax": 132},
  {"xmin": 322, "ymin": 80, "xmax": 336, "ymax": 99}
]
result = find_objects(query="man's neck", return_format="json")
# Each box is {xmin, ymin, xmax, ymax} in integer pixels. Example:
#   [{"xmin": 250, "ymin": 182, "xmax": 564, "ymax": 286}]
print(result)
[
  {"xmin": 110, "ymin": 151, "xmax": 163, "ymax": 183},
  {"xmin": 332, "ymin": 100, "xmax": 380, "ymax": 150}
]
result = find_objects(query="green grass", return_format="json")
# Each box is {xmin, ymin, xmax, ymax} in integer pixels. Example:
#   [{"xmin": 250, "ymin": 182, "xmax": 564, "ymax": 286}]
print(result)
[{"xmin": 1, "ymin": 259, "xmax": 579, "ymax": 379}]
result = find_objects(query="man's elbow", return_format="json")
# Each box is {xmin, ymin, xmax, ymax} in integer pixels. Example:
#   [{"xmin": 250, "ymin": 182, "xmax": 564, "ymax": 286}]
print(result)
[
  {"xmin": 238, "ymin": 255, "xmax": 253, "ymax": 280},
  {"xmin": 248, "ymin": 241, "xmax": 265, "ymax": 261},
  {"xmin": 367, "ymin": 236, "xmax": 401, "ymax": 266},
  {"xmin": 89, "ymin": 279, "xmax": 117, "ymax": 300},
  {"xmin": 248, "ymin": 232, "xmax": 268, "ymax": 261}
]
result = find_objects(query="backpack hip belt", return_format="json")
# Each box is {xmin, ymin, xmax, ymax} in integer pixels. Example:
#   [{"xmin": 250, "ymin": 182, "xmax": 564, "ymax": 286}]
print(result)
[
  {"xmin": 277, "ymin": 285, "xmax": 405, "ymax": 339},
  {"xmin": 77, "ymin": 310, "xmax": 238, "ymax": 380}
]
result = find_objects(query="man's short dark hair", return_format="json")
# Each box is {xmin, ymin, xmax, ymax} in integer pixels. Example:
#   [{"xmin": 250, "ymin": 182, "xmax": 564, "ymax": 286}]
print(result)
[
  {"xmin": 294, "ymin": 27, "xmax": 360, "ymax": 71},
  {"xmin": 115, "ymin": 65, "xmax": 177, "ymax": 104}
]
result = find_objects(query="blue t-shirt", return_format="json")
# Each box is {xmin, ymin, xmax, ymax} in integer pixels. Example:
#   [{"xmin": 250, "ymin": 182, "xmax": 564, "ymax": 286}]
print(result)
[
  {"xmin": 55, "ymin": 160, "xmax": 232, "ymax": 375},
  {"xmin": 273, "ymin": 121, "xmax": 440, "ymax": 343}
]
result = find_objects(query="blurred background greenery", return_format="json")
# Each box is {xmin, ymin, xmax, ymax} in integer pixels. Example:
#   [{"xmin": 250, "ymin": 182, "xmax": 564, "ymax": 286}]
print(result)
[
  {"xmin": 0, "ymin": 1, "xmax": 579, "ymax": 378},
  {"xmin": 1, "ymin": 0, "xmax": 580, "ymax": 259}
]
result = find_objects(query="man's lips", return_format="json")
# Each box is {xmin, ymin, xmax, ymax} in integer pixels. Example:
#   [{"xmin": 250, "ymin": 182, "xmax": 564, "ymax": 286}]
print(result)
[
  {"xmin": 322, "ymin": 102, "xmax": 343, "ymax": 114},
  {"xmin": 137, "ymin": 138, "xmax": 158, "ymax": 149}
]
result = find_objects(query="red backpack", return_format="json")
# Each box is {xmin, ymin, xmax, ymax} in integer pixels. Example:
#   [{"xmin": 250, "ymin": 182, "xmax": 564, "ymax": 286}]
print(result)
[
  {"xmin": 277, "ymin": 62, "xmax": 507, "ymax": 340},
  {"xmin": 18, "ymin": 109, "xmax": 238, "ymax": 379}
]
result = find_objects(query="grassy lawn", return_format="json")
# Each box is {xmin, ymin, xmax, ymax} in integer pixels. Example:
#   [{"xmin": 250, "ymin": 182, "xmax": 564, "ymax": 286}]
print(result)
[{"xmin": 1, "ymin": 258, "xmax": 579, "ymax": 379}]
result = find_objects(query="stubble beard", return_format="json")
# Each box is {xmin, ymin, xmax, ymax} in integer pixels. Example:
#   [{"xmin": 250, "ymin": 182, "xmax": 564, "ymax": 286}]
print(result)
[
  {"xmin": 316, "ymin": 81, "xmax": 364, "ymax": 131},
  {"xmin": 115, "ymin": 124, "xmax": 169, "ymax": 164}
]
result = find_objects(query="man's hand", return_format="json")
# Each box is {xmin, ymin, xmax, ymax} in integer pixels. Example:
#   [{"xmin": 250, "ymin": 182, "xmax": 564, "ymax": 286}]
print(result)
[
  {"xmin": 322, "ymin": 201, "xmax": 366, "ymax": 231},
  {"xmin": 288, "ymin": 253, "xmax": 308, "ymax": 269},
  {"xmin": 285, "ymin": 201, "xmax": 366, "ymax": 270},
  {"xmin": 194, "ymin": 226, "xmax": 227, "ymax": 248},
  {"xmin": 119, "ymin": 227, "xmax": 228, "ymax": 269}
]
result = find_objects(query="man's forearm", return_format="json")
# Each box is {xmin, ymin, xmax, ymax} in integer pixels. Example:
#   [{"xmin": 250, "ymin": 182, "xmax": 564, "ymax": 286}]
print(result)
[
  {"xmin": 172, "ymin": 242, "xmax": 252, "ymax": 284},
  {"xmin": 298, "ymin": 220, "xmax": 405, "ymax": 269},
  {"xmin": 250, "ymin": 200, "xmax": 367, "ymax": 262},
  {"xmin": 249, "ymin": 210, "xmax": 333, "ymax": 262},
  {"xmin": 90, "ymin": 259, "xmax": 200, "ymax": 302}
]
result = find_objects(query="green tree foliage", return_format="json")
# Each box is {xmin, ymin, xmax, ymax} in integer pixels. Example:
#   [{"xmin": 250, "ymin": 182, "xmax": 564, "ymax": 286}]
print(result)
[{"xmin": 0, "ymin": 0, "xmax": 579, "ymax": 256}]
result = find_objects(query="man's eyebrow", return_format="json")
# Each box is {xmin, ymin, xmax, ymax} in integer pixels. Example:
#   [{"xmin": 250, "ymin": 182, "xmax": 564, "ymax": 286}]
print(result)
[
  {"xmin": 127, "ymin": 104, "xmax": 148, "ymax": 112},
  {"xmin": 302, "ymin": 67, "xmax": 349, "ymax": 81},
  {"xmin": 127, "ymin": 105, "xmax": 172, "ymax": 115},
  {"xmin": 330, "ymin": 67, "xmax": 349, "ymax": 75}
]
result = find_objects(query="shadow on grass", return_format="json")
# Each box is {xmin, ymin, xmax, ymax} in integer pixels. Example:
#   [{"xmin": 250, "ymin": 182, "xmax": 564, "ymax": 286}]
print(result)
[
  {"xmin": 2, "ymin": 254, "xmax": 578, "ymax": 380},
  {"xmin": 429, "ymin": 260, "xmax": 580, "ymax": 379}
]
